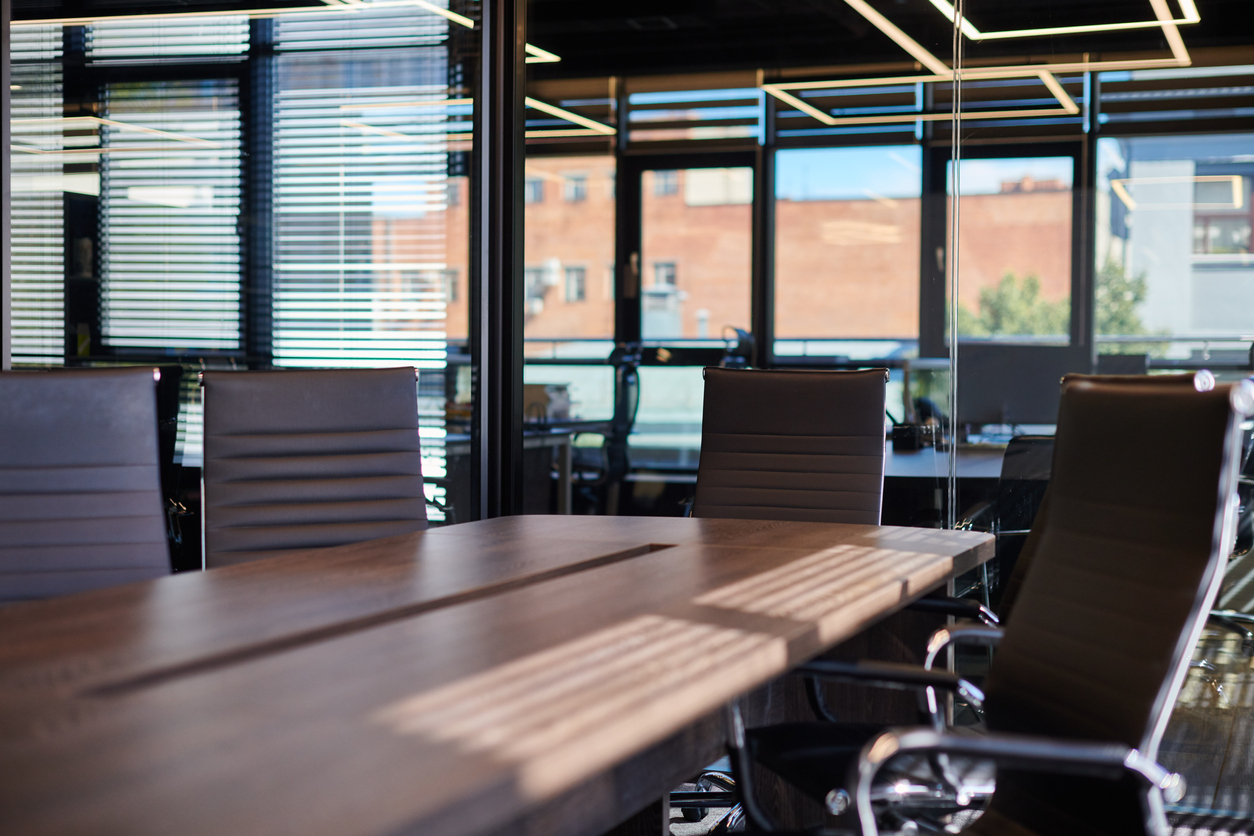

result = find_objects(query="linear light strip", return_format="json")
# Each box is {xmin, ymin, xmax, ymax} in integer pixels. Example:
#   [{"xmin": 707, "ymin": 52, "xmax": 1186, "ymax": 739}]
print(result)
[
  {"xmin": 842, "ymin": 0, "xmax": 950, "ymax": 76},
  {"xmin": 766, "ymin": 57, "xmax": 1189, "ymax": 97},
  {"xmin": 12, "ymin": 0, "xmax": 562, "ymax": 65},
  {"xmin": 1149, "ymin": 0, "xmax": 1192, "ymax": 66},
  {"xmin": 1037, "ymin": 71, "xmax": 1080, "ymax": 115},
  {"xmin": 525, "ymin": 44, "xmax": 562, "ymax": 64},
  {"xmin": 1110, "ymin": 175, "xmax": 1244, "ymax": 211},
  {"xmin": 525, "ymin": 129, "xmax": 609, "ymax": 139},
  {"xmin": 759, "ymin": 90, "xmax": 1073, "ymax": 127},
  {"xmin": 524, "ymin": 97, "xmax": 616, "ymax": 135},
  {"xmin": 19, "ymin": 115, "xmax": 221, "ymax": 146},
  {"xmin": 759, "ymin": 87, "xmax": 837, "ymax": 126},
  {"xmin": 13, "ymin": 0, "xmax": 442, "ymax": 26},
  {"xmin": 339, "ymin": 98, "xmax": 473, "ymax": 110},
  {"xmin": 927, "ymin": 0, "xmax": 1200, "ymax": 40}
]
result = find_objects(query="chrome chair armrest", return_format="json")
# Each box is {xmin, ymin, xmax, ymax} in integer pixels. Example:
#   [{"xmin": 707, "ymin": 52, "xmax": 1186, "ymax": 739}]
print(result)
[
  {"xmin": 906, "ymin": 596, "xmax": 1000, "ymax": 627},
  {"xmin": 794, "ymin": 659, "xmax": 985, "ymax": 728},
  {"xmin": 923, "ymin": 624, "xmax": 1005, "ymax": 671},
  {"xmin": 851, "ymin": 727, "xmax": 1185, "ymax": 836}
]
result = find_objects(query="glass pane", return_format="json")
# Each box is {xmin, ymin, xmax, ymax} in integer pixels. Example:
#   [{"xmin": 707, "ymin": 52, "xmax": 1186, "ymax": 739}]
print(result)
[
  {"xmin": 523, "ymin": 155, "xmax": 615, "ymax": 351},
  {"xmin": 629, "ymin": 365, "xmax": 704, "ymax": 470},
  {"xmin": 774, "ymin": 146, "xmax": 921, "ymax": 360},
  {"xmin": 9, "ymin": 25, "xmax": 65, "ymax": 365},
  {"xmin": 641, "ymin": 167, "xmax": 752, "ymax": 341},
  {"xmin": 6, "ymin": 5, "xmax": 475, "ymax": 529},
  {"xmin": 1096, "ymin": 134, "xmax": 1254, "ymax": 362},
  {"xmin": 950, "ymin": 156, "xmax": 1073, "ymax": 344},
  {"xmin": 101, "ymin": 79, "xmax": 242, "ymax": 351}
]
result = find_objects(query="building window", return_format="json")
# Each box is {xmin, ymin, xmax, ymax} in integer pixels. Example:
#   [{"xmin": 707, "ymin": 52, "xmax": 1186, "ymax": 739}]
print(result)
[
  {"xmin": 653, "ymin": 169, "xmax": 679, "ymax": 196},
  {"xmin": 607, "ymin": 169, "xmax": 616, "ymax": 199},
  {"xmin": 653, "ymin": 261, "xmax": 677, "ymax": 287},
  {"xmin": 443, "ymin": 269, "xmax": 459, "ymax": 303},
  {"xmin": 565, "ymin": 266, "xmax": 586, "ymax": 302},
  {"xmin": 563, "ymin": 172, "xmax": 587, "ymax": 202},
  {"xmin": 524, "ymin": 177, "xmax": 545, "ymax": 204},
  {"xmin": 446, "ymin": 179, "xmax": 460, "ymax": 207}
]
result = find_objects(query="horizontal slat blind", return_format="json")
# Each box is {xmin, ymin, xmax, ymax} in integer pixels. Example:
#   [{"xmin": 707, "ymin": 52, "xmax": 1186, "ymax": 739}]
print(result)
[
  {"xmin": 272, "ymin": 6, "xmax": 464, "ymax": 521},
  {"xmin": 271, "ymin": 9, "xmax": 456, "ymax": 369},
  {"xmin": 86, "ymin": 17, "xmax": 249, "ymax": 59},
  {"xmin": 100, "ymin": 79, "xmax": 243, "ymax": 350},
  {"xmin": 9, "ymin": 27, "xmax": 65, "ymax": 365}
]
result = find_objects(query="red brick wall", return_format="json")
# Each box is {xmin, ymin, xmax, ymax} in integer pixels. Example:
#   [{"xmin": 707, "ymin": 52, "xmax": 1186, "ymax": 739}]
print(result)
[{"xmin": 388, "ymin": 167, "xmax": 1072, "ymax": 344}]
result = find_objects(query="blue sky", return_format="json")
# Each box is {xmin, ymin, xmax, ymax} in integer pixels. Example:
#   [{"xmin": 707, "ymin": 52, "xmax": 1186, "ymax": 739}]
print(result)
[
  {"xmin": 776, "ymin": 147, "xmax": 1074, "ymax": 200},
  {"xmin": 776, "ymin": 146, "xmax": 922, "ymax": 201},
  {"xmin": 950, "ymin": 157, "xmax": 1074, "ymax": 195}
]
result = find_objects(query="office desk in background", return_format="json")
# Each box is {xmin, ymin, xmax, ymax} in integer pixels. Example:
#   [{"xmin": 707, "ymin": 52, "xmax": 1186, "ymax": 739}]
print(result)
[
  {"xmin": 886, "ymin": 445, "xmax": 1006, "ymax": 480},
  {"xmin": 0, "ymin": 516, "xmax": 992, "ymax": 836}
]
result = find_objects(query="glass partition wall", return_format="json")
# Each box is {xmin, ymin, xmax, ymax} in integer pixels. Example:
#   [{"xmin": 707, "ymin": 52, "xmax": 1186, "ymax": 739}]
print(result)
[{"xmin": 8, "ymin": 4, "xmax": 480, "ymax": 545}]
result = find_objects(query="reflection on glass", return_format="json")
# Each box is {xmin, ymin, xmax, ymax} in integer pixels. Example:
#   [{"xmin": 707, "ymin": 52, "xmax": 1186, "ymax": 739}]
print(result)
[
  {"xmin": 641, "ymin": 167, "xmax": 752, "ymax": 341},
  {"xmin": 522, "ymin": 365, "xmax": 615, "ymax": 422},
  {"xmin": 1096, "ymin": 135, "xmax": 1254, "ymax": 362},
  {"xmin": 949, "ymin": 157, "xmax": 1073, "ymax": 343},
  {"xmin": 523, "ymin": 156, "xmax": 615, "ymax": 347},
  {"xmin": 629, "ymin": 366, "xmax": 705, "ymax": 469},
  {"xmin": 774, "ymin": 146, "xmax": 921, "ymax": 359}
]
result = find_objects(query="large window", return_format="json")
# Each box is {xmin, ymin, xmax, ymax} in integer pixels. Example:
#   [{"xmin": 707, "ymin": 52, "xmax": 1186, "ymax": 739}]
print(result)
[
  {"xmin": 640, "ymin": 166, "xmax": 752, "ymax": 341},
  {"xmin": 100, "ymin": 79, "xmax": 242, "ymax": 351},
  {"xmin": 774, "ymin": 146, "xmax": 921, "ymax": 359},
  {"xmin": 1097, "ymin": 134, "xmax": 1254, "ymax": 361},
  {"xmin": 8, "ymin": 5, "xmax": 472, "ymax": 524},
  {"xmin": 523, "ymin": 156, "xmax": 615, "ymax": 349},
  {"xmin": 951, "ymin": 156, "xmax": 1075, "ymax": 344}
]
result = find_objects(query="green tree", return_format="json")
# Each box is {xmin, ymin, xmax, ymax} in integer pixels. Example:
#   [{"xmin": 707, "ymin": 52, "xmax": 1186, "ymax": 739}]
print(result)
[
  {"xmin": 957, "ymin": 273, "xmax": 1069, "ymax": 338},
  {"xmin": 1094, "ymin": 255, "xmax": 1150, "ymax": 337}
]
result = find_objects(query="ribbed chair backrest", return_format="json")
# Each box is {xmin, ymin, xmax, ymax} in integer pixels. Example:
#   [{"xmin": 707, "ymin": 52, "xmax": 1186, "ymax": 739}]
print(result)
[
  {"xmin": 692, "ymin": 368, "xmax": 888, "ymax": 524},
  {"xmin": 0, "ymin": 368, "xmax": 170, "ymax": 605},
  {"xmin": 998, "ymin": 373, "xmax": 1215, "ymax": 620},
  {"xmin": 202, "ymin": 367, "xmax": 427, "ymax": 568},
  {"xmin": 977, "ymin": 378, "xmax": 1250, "ymax": 836}
]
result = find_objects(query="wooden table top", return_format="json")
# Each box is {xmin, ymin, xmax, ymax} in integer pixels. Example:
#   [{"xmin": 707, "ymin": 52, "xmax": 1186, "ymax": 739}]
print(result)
[{"xmin": 0, "ymin": 515, "xmax": 991, "ymax": 836}]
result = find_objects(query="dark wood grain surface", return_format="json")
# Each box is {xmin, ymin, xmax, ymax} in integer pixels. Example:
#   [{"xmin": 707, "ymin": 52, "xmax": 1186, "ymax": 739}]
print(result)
[{"xmin": 0, "ymin": 516, "xmax": 991, "ymax": 836}]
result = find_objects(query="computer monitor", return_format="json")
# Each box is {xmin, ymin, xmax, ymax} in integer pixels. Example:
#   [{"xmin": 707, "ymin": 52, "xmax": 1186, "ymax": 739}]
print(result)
[{"xmin": 957, "ymin": 344, "xmax": 1091, "ymax": 427}]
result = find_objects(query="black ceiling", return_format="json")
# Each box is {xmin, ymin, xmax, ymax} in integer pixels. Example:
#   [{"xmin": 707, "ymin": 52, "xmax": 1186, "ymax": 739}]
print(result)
[{"xmin": 527, "ymin": 0, "xmax": 1254, "ymax": 79}]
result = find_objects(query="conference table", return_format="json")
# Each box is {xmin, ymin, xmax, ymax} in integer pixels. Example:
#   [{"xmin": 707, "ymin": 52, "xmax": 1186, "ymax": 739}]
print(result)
[{"xmin": 0, "ymin": 515, "xmax": 992, "ymax": 836}]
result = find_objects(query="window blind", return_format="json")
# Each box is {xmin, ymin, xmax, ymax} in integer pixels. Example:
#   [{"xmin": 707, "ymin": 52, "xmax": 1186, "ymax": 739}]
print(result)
[
  {"xmin": 272, "ymin": 6, "xmax": 467, "ymax": 520},
  {"xmin": 9, "ymin": 26, "xmax": 65, "ymax": 365},
  {"xmin": 99, "ymin": 78, "xmax": 243, "ymax": 350}
]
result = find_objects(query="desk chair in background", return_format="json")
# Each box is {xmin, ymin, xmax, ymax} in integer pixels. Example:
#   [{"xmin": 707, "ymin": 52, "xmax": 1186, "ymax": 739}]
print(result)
[
  {"xmin": 201, "ymin": 367, "xmax": 427, "ymax": 568},
  {"xmin": 732, "ymin": 376, "xmax": 1253, "ymax": 836},
  {"xmin": 0, "ymin": 368, "xmax": 170, "ymax": 605},
  {"xmin": 692, "ymin": 367, "xmax": 889, "ymax": 524},
  {"xmin": 673, "ymin": 367, "xmax": 888, "ymax": 826}
]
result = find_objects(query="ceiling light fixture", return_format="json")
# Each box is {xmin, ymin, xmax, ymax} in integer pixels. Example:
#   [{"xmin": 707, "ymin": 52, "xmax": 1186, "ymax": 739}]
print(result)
[
  {"xmin": 525, "ymin": 45, "xmax": 562, "ymax": 64},
  {"xmin": 925, "ymin": 0, "xmax": 1199, "ymax": 41},
  {"xmin": 1037, "ymin": 71, "xmax": 1080, "ymax": 114},
  {"xmin": 841, "ymin": 0, "xmax": 950, "ymax": 76},
  {"xmin": 340, "ymin": 98, "xmax": 473, "ymax": 110},
  {"xmin": 525, "ymin": 97, "xmax": 616, "ymax": 136},
  {"xmin": 1148, "ymin": 0, "xmax": 1192, "ymax": 66},
  {"xmin": 10, "ymin": 0, "xmax": 562, "ymax": 64},
  {"xmin": 763, "ymin": 70, "xmax": 1082, "ymax": 125},
  {"xmin": 1110, "ymin": 175, "xmax": 1243, "ymax": 211},
  {"xmin": 11, "ymin": 115, "xmax": 220, "ymax": 148}
]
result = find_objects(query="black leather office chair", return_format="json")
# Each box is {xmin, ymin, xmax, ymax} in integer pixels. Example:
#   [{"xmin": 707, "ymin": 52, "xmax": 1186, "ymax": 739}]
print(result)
[
  {"xmin": 732, "ymin": 376, "xmax": 1254, "ymax": 836},
  {"xmin": 0, "ymin": 367, "xmax": 171, "ymax": 605},
  {"xmin": 201, "ymin": 367, "xmax": 428, "ymax": 568},
  {"xmin": 693, "ymin": 367, "xmax": 888, "ymax": 524},
  {"xmin": 674, "ymin": 367, "xmax": 888, "ymax": 826}
]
